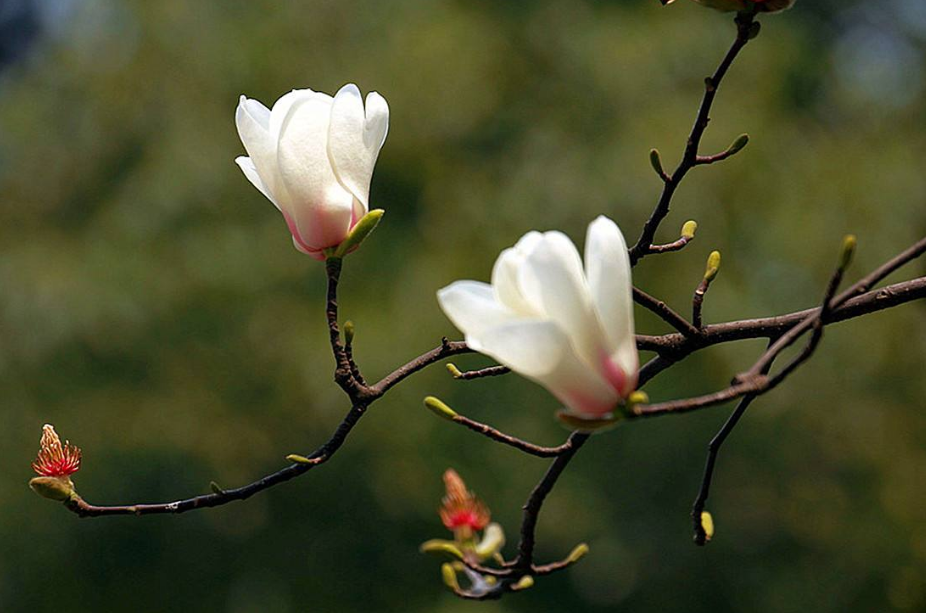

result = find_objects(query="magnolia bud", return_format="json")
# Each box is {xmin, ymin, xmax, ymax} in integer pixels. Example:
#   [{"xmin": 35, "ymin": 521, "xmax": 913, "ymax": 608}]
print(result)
[{"xmin": 29, "ymin": 476, "xmax": 74, "ymax": 502}]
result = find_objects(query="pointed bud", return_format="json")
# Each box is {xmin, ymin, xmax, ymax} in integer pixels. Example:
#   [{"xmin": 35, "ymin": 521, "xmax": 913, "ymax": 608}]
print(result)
[
  {"xmin": 29, "ymin": 476, "xmax": 74, "ymax": 502},
  {"xmin": 441, "ymin": 563, "xmax": 460, "ymax": 591},
  {"xmin": 681, "ymin": 220, "xmax": 698, "ymax": 240},
  {"xmin": 424, "ymin": 396, "xmax": 458, "ymax": 421},
  {"xmin": 840, "ymin": 235, "xmax": 857, "ymax": 271},
  {"xmin": 704, "ymin": 251, "xmax": 722, "ymax": 282},
  {"xmin": 420, "ymin": 539, "xmax": 466, "ymax": 560},
  {"xmin": 209, "ymin": 481, "xmax": 225, "ymax": 495},
  {"xmin": 286, "ymin": 454, "xmax": 316, "ymax": 465},
  {"xmin": 726, "ymin": 134, "xmax": 749, "ymax": 156},
  {"xmin": 343, "ymin": 320, "xmax": 355, "ymax": 346},
  {"xmin": 446, "ymin": 363, "xmax": 464, "ymax": 379},
  {"xmin": 701, "ymin": 511, "xmax": 715, "ymax": 542},
  {"xmin": 511, "ymin": 575, "xmax": 534, "ymax": 591},
  {"xmin": 334, "ymin": 209, "xmax": 384, "ymax": 258},
  {"xmin": 566, "ymin": 543, "xmax": 590, "ymax": 565},
  {"xmin": 650, "ymin": 149, "xmax": 666, "ymax": 178}
]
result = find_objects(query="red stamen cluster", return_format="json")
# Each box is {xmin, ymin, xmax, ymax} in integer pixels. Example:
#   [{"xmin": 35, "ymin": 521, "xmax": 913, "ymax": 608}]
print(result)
[
  {"xmin": 32, "ymin": 424, "xmax": 81, "ymax": 477},
  {"xmin": 439, "ymin": 469, "xmax": 490, "ymax": 533}
]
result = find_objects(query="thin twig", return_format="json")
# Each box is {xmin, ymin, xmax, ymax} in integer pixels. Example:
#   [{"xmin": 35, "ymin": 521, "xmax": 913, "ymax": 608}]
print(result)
[
  {"xmin": 513, "ymin": 432, "xmax": 590, "ymax": 569},
  {"xmin": 633, "ymin": 287, "xmax": 700, "ymax": 337},
  {"xmin": 690, "ymin": 340, "xmax": 776, "ymax": 546},
  {"xmin": 630, "ymin": 10, "xmax": 758, "ymax": 266},
  {"xmin": 634, "ymin": 237, "xmax": 926, "ymax": 419},
  {"xmin": 449, "ymin": 414, "xmax": 575, "ymax": 458}
]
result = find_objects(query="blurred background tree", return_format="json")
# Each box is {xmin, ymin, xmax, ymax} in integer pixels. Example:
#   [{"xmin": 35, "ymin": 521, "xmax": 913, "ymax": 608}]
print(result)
[{"xmin": 0, "ymin": 0, "xmax": 925, "ymax": 611}]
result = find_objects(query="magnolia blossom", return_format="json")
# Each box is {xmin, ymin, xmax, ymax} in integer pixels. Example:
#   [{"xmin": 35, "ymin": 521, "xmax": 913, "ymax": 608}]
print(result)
[
  {"xmin": 236, "ymin": 84, "xmax": 389, "ymax": 259},
  {"xmin": 660, "ymin": 0, "xmax": 795, "ymax": 12},
  {"xmin": 438, "ymin": 216, "xmax": 638, "ymax": 418}
]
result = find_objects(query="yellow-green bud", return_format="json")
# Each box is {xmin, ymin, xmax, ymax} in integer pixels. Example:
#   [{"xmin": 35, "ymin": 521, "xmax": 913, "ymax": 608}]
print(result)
[
  {"xmin": 29, "ymin": 476, "xmax": 74, "ymax": 502},
  {"xmin": 650, "ymin": 149, "xmax": 666, "ymax": 177},
  {"xmin": 420, "ymin": 539, "xmax": 465, "ymax": 560},
  {"xmin": 441, "ymin": 563, "xmax": 460, "ymax": 591},
  {"xmin": 424, "ymin": 396, "xmax": 458, "ymax": 421},
  {"xmin": 445, "ymin": 363, "xmax": 464, "ymax": 379},
  {"xmin": 334, "ymin": 209, "xmax": 385, "ymax": 257},
  {"xmin": 840, "ymin": 235, "xmax": 857, "ymax": 270},
  {"xmin": 701, "ymin": 511, "xmax": 715, "ymax": 542},
  {"xmin": 286, "ymin": 454, "xmax": 315, "ymax": 465},
  {"xmin": 343, "ymin": 320, "xmax": 355, "ymax": 346},
  {"xmin": 511, "ymin": 575, "xmax": 535, "ymax": 591},
  {"xmin": 681, "ymin": 220, "xmax": 698, "ymax": 240},
  {"xmin": 704, "ymin": 251, "xmax": 722, "ymax": 282},
  {"xmin": 566, "ymin": 543, "xmax": 590, "ymax": 565},
  {"xmin": 727, "ymin": 134, "xmax": 749, "ymax": 156}
]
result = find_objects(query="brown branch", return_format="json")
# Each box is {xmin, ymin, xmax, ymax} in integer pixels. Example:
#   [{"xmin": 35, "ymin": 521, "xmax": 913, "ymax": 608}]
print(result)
[
  {"xmin": 633, "ymin": 237, "xmax": 926, "ymax": 419},
  {"xmin": 447, "ymin": 414, "xmax": 576, "ymax": 458},
  {"xmin": 635, "ymin": 276, "xmax": 926, "ymax": 356},
  {"xmin": 629, "ymin": 10, "xmax": 758, "ymax": 266},
  {"xmin": 690, "ymin": 340, "xmax": 777, "ymax": 546},
  {"xmin": 513, "ymin": 432, "xmax": 590, "ymax": 569},
  {"xmin": 64, "ymin": 402, "xmax": 367, "ymax": 517},
  {"xmin": 449, "ymin": 364, "xmax": 511, "ymax": 381},
  {"xmin": 648, "ymin": 235, "xmax": 694, "ymax": 255},
  {"xmin": 325, "ymin": 258, "xmax": 372, "ymax": 403},
  {"xmin": 633, "ymin": 286, "xmax": 700, "ymax": 338}
]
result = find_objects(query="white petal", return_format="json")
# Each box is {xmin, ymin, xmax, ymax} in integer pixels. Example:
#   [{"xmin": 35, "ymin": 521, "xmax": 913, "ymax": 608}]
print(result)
[
  {"xmin": 235, "ymin": 156, "xmax": 279, "ymax": 210},
  {"xmin": 327, "ymin": 84, "xmax": 389, "ymax": 210},
  {"xmin": 584, "ymin": 216, "xmax": 637, "ymax": 376},
  {"xmin": 269, "ymin": 89, "xmax": 329, "ymax": 140},
  {"xmin": 276, "ymin": 95, "xmax": 354, "ymax": 250},
  {"xmin": 517, "ymin": 232, "xmax": 604, "ymax": 367},
  {"xmin": 437, "ymin": 281, "xmax": 516, "ymax": 338},
  {"xmin": 236, "ymin": 96, "xmax": 283, "ymax": 204},
  {"xmin": 491, "ymin": 232, "xmax": 543, "ymax": 315},
  {"xmin": 467, "ymin": 320, "xmax": 620, "ymax": 416}
]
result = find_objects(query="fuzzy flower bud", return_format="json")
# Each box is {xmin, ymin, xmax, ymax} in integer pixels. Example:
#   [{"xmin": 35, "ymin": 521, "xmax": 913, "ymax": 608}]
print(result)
[
  {"xmin": 29, "ymin": 424, "xmax": 81, "ymax": 501},
  {"xmin": 439, "ymin": 469, "xmax": 491, "ymax": 542}
]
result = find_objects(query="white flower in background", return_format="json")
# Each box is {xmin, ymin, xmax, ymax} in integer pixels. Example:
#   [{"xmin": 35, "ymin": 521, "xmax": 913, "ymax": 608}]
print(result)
[
  {"xmin": 438, "ymin": 216, "xmax": 638, "ymax": 418},
  {"xmin": 235, "ymin": 84, "xmax": 389, "ymax": 259}
]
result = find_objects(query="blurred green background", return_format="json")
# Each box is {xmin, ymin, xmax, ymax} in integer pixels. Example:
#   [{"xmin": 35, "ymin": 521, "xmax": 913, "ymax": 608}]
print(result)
[{"xmin": 1, "ymin": 0, "xmax": 925, "ymax": 611}]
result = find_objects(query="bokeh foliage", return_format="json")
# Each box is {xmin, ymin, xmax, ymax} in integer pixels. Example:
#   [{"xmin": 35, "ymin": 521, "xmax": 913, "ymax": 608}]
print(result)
[{"xmin": 1, "ymin": 0, "xmax": 925, "ymax": 611}]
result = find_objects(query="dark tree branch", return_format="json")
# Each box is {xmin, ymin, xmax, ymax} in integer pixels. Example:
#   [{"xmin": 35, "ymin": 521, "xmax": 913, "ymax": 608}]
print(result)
[
  {"xmin": 449, "ymin": 363, "xmax": 511, "ymax": 381},
  {"xmin": 633, "ymin": 286, "xmax": 700, "ymax": 338},
  {"xmin": 64, "ymin": 402, "xmax": 368, "ymax": 517},
  {"xmin": 513, "ymin": 432, "xmax": 590, "ymax": 569},
  {"xmin": 634, "ymin": 237, "xmax": 926, "ymax": 420},
  {"xmin": 447, "ymin": 414, "xmax": 576, "ymax": 458},
  {"xmin": 629, "ymin": 10, "xmax": 758, "ymax": 266},
  {"xmin": 690, "ymin": 340, "xmax": 777, "ymax": 546},
  {"xmin": 635, "ymin": 276, "xmax": 926, "ymax": 356}
]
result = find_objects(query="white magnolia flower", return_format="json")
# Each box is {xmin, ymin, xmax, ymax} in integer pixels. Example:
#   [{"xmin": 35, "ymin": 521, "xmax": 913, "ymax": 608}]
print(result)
[
  {"xmin": 438, "ymin": 216, "xmax": 638, "ymax": 418},
  {"xmin": 235, "ymin": 84, "xmax": 389, "ymax": 259}
]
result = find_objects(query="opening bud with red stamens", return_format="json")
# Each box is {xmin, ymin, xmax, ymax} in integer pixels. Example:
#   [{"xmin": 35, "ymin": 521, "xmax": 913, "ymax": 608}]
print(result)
[
  {"xmin": 29, "ymin": 424, "xmax": 81, "ymax": 501},
  {"xmin": 439, "ymin": 469, "xmax": 491, "ymax": 543}
]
